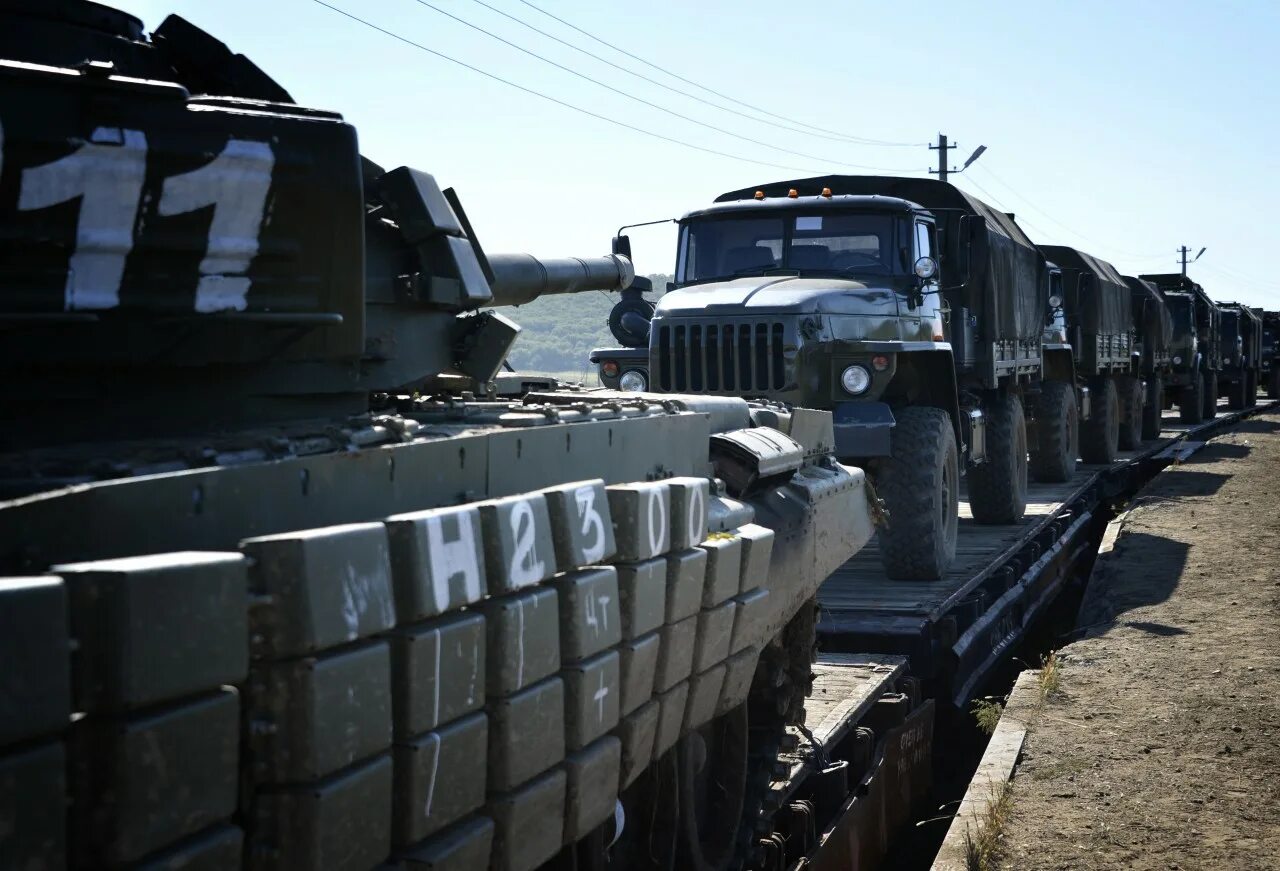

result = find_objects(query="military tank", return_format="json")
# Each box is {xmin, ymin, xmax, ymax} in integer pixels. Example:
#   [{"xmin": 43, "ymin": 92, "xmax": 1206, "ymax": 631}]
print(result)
[{"xmin": 0, "ymin": 4, "xmax": 876, "ymax": 870}]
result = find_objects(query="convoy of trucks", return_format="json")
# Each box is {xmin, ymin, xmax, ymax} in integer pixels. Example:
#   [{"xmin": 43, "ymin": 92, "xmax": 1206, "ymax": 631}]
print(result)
[{"xmin": 600, "ymin": 179, "xmax": 1269, "ymax": 581}]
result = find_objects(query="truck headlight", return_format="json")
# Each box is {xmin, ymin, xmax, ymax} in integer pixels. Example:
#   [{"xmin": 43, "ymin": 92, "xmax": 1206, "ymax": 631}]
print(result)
[
  {"xmin": 840, "ymin": 365, "xmax": 871, "ymax": 395},
  {"xmin": 1173, "ymin": 355, "xmax": 1183, "ymax": 365},
  {"xmin": 619, "ymin": 369, "xmax": 647, "ymax": 392}
]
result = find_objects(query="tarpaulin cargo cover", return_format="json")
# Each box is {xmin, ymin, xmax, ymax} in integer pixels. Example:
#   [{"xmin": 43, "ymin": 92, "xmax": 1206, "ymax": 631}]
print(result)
[
  {"xmin": 1123, "ymin": 276, "xmax": 1174, "ymax": 355},
  {"xmin": 1038, "ymin": 246, "xmax": 1132, "ymax": 339}
]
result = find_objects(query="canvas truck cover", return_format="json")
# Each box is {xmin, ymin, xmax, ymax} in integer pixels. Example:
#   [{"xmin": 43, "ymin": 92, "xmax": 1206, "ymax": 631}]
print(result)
[
  {"xmin": 714, "ymin": 176, "xmax": 1048, "ymax": 345},
  {"xmin": 1038, "ymin": 246, "xmax": 1132, "ymax": 338},
  {"xmin": 1123, "ymin": 276, "xmax": 1174, "ymax": 353}
]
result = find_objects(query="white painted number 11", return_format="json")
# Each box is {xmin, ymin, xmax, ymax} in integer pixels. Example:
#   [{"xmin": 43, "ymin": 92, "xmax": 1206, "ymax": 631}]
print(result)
[{"xmin": 2, "ymin": 122, "xmax": 274, "ymax": 312}]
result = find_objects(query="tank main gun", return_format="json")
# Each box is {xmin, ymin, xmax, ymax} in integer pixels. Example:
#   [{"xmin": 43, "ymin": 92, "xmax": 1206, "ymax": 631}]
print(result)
[{"xmin": 486, "ymin": 253, "xmax": 633, "ymax": 307}]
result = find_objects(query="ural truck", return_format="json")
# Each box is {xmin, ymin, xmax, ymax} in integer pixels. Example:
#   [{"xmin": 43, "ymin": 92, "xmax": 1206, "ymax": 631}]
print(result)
[
  {"xmin": 1123, "ymin": 276, "xmax": 1175, "ymax": 439},
  {"xmin": 1217, "ymin": 302, "xmax": 1261, "ymax": 409},
  {"xmin": 1260, "ymin": 310, "xmax": 1280, "ymax": 398},
  {"xmin": 1141, "ymin": 274, "xmax": 1222, "ymax": 423},
  {"xmin": 1036, "ymin": 246, "xmax": 1138, "ymax": 460},
  {"xmin": 637, "ymin": 175, "xmax": 1071, "ymax": 581}
]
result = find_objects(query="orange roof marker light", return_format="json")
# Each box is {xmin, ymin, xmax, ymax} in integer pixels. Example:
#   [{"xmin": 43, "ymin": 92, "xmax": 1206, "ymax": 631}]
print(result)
[
  {"xmin": 820, "ymin": 187, "xmax": 833, "ymax": 198},
  {"xmin": 787, "ymin": 188, "xmax": 799, "ymax": 198},
  {"xmin": 754, "ymin": 190, "xmax": 765, "ymax": 200}
]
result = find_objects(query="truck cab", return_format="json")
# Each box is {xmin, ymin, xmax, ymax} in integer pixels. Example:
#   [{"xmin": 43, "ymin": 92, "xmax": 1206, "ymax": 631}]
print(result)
[
  {"xmin": 1141, "ymin": 273, "xmax": 1221, "ymax": 423},
  {"xmin": 636, "ymin": 176, "xmax": 1069, "ymax": 581}
]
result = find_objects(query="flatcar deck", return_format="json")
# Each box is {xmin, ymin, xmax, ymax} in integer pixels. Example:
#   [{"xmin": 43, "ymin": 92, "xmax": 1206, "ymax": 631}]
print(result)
[{"xmin": 817, "ymin": 400, "xmax": 1259, "ymax": 707}]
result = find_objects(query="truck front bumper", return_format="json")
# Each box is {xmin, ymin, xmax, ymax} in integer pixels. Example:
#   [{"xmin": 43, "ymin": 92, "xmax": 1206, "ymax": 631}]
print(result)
[{"xmin": 832, "ymin": 401, "xmax": 895, "ymax": 459}]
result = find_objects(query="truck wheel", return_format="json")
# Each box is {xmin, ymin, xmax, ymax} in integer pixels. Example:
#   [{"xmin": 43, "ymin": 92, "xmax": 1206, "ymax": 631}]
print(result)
[
  {"xmin": 1227, "ymin": 374, "xmax": 1247, "ymax": 410},
  {"xmin": 871, "ymin": 406, "xmax": 958, "ymax": 580},
  {"xmin": 969, "ymin": 393, "xmax": 1028, "ymax": 524},
  {"xmin": 1080, "ymin": 376, "xmax": 1119, "ymax": 464},
  {"xmin": 1202, "ymin": 371, "xmax": 1218, "ymax": 420},
  {"xmin": 1178, "ymin": 370, "xmax": 1204, "ymax": 424},
  {"xmin": 1115, "ymin": 375, "xmax": 1143, "ymax": 450},
  {"xmin": 1141, "ymin": 375, "xmax": 1164, "ymax": 440},
  {"xmin": 1030, "ymin": 381, "xmax": 1077, "ymax": 483},
  {"xmin": 1268, "ymin": 369, "xmax": 1280, "ymax": 400}
]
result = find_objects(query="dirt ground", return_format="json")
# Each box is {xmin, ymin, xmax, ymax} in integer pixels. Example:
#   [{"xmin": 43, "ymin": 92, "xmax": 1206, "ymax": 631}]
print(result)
[{"xmin": 999, "ymin": 411, "xmax": 1280, "ymax": 870}]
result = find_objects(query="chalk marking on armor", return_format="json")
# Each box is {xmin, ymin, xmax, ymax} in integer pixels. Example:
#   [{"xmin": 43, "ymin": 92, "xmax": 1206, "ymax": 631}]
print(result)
[{"xmin": 423, "ymin": 732, "xmax": 441, "ymax": 819}]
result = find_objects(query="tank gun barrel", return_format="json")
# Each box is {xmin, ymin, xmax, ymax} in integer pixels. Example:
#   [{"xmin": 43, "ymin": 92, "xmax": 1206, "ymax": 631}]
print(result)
[{"xmin": 486, "ymin": 253, "xmax": 634, "ymax": 307}]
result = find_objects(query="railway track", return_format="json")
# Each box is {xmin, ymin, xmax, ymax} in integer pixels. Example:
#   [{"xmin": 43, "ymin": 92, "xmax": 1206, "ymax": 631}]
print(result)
[{"xmin": 749, "ymin": 397, "xmax": 1274, "ymax": 871}]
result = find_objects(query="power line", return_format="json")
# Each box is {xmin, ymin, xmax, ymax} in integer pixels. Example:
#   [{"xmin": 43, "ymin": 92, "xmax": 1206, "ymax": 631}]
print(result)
[
  {"xmin": 465, "ymin": 0, "xmax": 901, "ymax": 149},
  {"xmin": 310, "ymin": 0, "xmax": 830, "ymax": 174},
  {"xmin": 970, "ymin": 164, "xmax": 1168, "ymax": 261},
  {"xmin": 407, "ymin": 0, "xmax": 920, "ymax": 173},
  {"xmin": 514, "ymin": 0, "xmax": 923, "ymax": 148}
]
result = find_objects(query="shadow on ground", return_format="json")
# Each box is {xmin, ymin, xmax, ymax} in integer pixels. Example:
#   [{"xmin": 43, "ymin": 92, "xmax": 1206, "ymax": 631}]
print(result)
[
  {"xmin": 1230, "ymin": 418, "xmax": 1280, "ymax": 435},
  {"xmin": 1076, "ymin": 531, "xmax": 1191, "ymax": 636},
  {"xmin": 1154, "ymin": 467, "xmax": 1233, "ymax": 498}
]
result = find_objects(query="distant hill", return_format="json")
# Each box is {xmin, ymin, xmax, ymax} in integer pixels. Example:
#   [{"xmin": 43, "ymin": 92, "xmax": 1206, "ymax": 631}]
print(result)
[{"xmin": 502, "ymin": 274, "xmax": 670, "ymax": 375}]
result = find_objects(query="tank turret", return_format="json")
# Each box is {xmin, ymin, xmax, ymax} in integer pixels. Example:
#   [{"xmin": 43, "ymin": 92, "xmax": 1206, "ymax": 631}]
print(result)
[{"xmin": 0, "ymin": 3, "xmax": 629, "ymax": 448}]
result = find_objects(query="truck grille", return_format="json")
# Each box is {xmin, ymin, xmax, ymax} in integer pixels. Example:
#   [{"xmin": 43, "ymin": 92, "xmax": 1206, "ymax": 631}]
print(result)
[{"xmin": 654, "ymin": 321, "xmax": 787, "ymax": 393}]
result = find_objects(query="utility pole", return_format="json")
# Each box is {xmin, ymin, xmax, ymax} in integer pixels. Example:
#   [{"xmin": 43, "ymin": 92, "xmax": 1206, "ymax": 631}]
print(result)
[
  {"xmin": 929, "ymin": 133, "xmax": 956, "ymax": 182},
  {"xmin": 1179, "ymin": 245, "xmax": 1206, "ymax": 275},
  {"xmin": 929, "ymin": 134, "xmax": 985, "ymax": 182}
]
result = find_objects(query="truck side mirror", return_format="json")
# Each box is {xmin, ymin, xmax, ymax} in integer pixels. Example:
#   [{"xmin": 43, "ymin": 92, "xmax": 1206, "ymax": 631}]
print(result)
[{"xmin": 612, "ymin": 234, "xmax": 632, "ymax": 259}]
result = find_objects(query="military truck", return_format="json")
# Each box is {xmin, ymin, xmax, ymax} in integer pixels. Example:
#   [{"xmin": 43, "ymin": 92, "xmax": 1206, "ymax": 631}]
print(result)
[
  {"xmin": 588, "ymin": 276, "xmax": 655, "ymax": 391},
  {"xmin": 1140, "ymin": 274, "xmax": 1221, "ymax": 423},
  {"xmin": 635, "ymin": 175, "xmax": 1074, "ymax": 581},
  {"xmin": 0, "ymin": 5, "xmax": 879, "ymax": 870},
  {"xmin": 1123, "ymin": 276, "xmax": 1175, "ymax": 439},
  {"xmin": 1260, "ymin": 310, "xmax": 1280, "ymax": 398},
  {"xmin": 1035, "ymin": 246, "xmax": 1139, "ymax": 459},
  {"xmin": 1216, "ymin": 303, "xmax": 1261, "ymax": 410}
]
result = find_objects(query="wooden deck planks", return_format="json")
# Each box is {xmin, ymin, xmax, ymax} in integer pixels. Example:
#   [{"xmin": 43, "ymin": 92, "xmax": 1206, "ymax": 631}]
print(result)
[{"xmin": 819, "ymin": 407, "xmax": 1207, "ymax": 619}]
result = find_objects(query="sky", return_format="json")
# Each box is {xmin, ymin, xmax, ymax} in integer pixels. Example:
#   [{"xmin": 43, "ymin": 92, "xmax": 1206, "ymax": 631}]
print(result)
[{"xmin": 113, "ymin": 0, "xmax": 1280, "ymax": 306}]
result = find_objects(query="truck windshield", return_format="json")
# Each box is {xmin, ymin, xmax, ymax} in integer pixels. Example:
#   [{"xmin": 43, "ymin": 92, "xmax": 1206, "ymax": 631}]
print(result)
[{"xmin": 676, "ymin": 211, "xmax": 899, "ymax": 284}]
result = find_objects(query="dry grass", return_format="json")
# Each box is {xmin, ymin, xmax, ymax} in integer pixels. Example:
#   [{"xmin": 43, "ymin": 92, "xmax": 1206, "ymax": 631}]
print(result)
[
  {"xmin": 963, "ymin": 781, "xmax": 1013, "ymax": 871},
  {"xmin": 1038, "ymin": 652, "xmax": 1062, "ymax": 699},
  {"xmin": 971, "ymin": 698, "xmax": 1004, "ymax": 735}
]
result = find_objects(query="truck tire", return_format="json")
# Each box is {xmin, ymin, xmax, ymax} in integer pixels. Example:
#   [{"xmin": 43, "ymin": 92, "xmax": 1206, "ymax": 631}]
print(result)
[
  {"xmin": 1115, "ymin": 374, "xmax": 1143, "ymax": 450},
  {"xmin": 1141, "ymin": 374, "xmax": 1164, "ymax": 440},
  {"xmin": 1268, "ymin": 368, "xmax": 1280, "ymax": 400},
  {"xmin": 1227, "ymin": 374, "xmax": 1247, "ymax": 410},
  {"xmin": 969, "ymin": 393, "xmax": 1027, "ymax": 525},
  {"xmin": 1030, "ymin": 381, "xmax": 1077, "ymax": 483},
  {"xmin": 1080, "ymin": 376, "xmax": 1118, "ymax": 464},
  {"xmin": 1179, "ymin": 369, "xmax": 1204, "ymax": 424},
  {"xmin": 1202, "ymin": 371, "xmax": 1218, "ymax": 420},
  {"xmin": 871, "ymin": 406, "xmax": 958, "ymax": 581}
]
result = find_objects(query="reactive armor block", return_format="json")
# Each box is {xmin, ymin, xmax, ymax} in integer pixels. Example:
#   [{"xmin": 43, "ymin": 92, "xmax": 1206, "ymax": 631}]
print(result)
[
  {"xmin": 390, "ymin": 612, "xmax": 486, "ymax": 739},
  {"xmin": 384, "ymin": 505, "xmax": 487, "ymax": 622},
  {"xmin": 540, "ymin": 479, "xmax": 617, "ymax": 570},
  {"xmin": 476, "ymin": 494, "xmax": 557, "ymax": 594},
  {"xmin": 554, "ymin": 566, "xmax": 622, "ymax": 661},
  {"xmin": 393, "ymin": 712, "xmax": 487, "ymax": 845},
  {"xmin": 0, "ymin": 577, "xmax": 69, "ymax": 744},
  {"xmin": 479, "ymin": 587, "xmax": 560, "ymax": 696}
]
